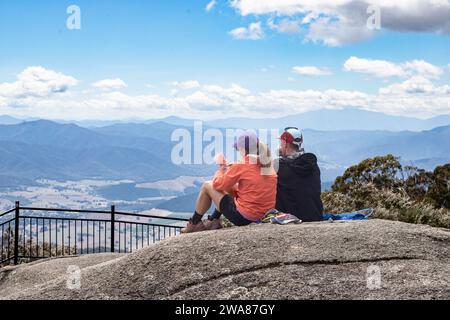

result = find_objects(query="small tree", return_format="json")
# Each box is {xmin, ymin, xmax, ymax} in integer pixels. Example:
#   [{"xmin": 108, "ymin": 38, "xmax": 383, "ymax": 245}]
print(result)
[
  {"xmin": 332, "ymin": 154, "xmax": 403, "ymax": 193},
  {"xmin": 426, "ymin": 164, "xmax": 450, "ymax": 209},
  {"xmin": 404, "ymin": 166, "xmax": 434, "ymax": 203},
  {"xmin": 324, "ymin": 155, "xmax": 450, "ymax": 229}
]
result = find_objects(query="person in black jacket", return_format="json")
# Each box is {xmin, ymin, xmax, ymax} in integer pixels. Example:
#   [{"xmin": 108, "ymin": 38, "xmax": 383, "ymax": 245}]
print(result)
[{"xmin": 275, "ymin": 127, "xmax": 323, "ymax": 222}]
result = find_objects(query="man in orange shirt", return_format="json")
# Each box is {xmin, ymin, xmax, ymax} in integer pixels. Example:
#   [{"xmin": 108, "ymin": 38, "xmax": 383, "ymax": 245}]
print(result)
[{"xmin": 182, "ymin": 131, "xmax": 277, "ymax": 233}]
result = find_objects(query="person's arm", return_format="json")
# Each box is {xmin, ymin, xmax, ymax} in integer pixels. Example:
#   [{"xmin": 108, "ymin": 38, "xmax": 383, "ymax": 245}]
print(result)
[{"xmin": 212, "ymin": 164, "xmax": 242, "ymax": 191}]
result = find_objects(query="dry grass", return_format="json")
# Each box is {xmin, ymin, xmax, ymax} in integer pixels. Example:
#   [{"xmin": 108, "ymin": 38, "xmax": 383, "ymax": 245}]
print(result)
[{"xmin": 322, "ymin": 183, "xmax": 450, "ymax": 229}]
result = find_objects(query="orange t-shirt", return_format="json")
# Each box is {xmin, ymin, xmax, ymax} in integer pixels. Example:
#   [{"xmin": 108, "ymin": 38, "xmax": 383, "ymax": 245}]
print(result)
[{"xmin": 212, "ymin": 155, "xmax": 277, "ymax": 221}]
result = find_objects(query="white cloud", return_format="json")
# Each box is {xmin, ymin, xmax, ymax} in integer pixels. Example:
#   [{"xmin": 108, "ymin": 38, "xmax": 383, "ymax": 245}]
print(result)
[
  {"xmin": 402, "ymin": 60, "xmax": 443, "ymax": 79},
  {"xmin": 292, "ymin": 66, "xmax": 332, "ymax": 76},
  {"xmin": 229, "ymin": 22, "xmax": 264, "ymax": 40},
  {"xmin": 268, "ymin": 18, "xmax": 302, "ymax": 34},
  {"xmin": 305, "ymin": 16, "xmax": 374, "ymax": 47},
  {"xmin": 92, "ymin": 78, "xmax": 127, "ymax": 90},
  {"xmin": 230, "ymin": 0, "xmax": 450, "ymax": 46},
  {"xmin": 171, "ymin": 80, "xmax": 201, "ymax": 90},
  {"xmin": 1, "ymin": 66, "xmax": 450, "ymax": 120},
  {"xmin": 344, "ymin": 56, "xmax": 406, "ymax": 78},
  {"xmin": 379, "ymin": 76, "xmax": 450, "ymax": 95},
  {"xmin": 205, "ymin": 0, "xmax": 217, "ymax": 12},
  {"xmin": 185, "ymin": 91, "xmax": 222, "ymax": 109},
  {"xmin": 0, "ymin": 66, "xmax": 78, "ymax": 99},
  {"xmin": 201, "ymin": 83, "xmax": 251, "ymax": 105},
  {"xmin": 344, "ymin": 57, "xmax": 444, "ymax": 79}
]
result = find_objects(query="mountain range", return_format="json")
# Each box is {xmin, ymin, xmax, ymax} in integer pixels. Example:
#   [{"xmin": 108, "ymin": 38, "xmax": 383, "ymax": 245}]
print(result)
[
  {"xmin": 202, "ymin": 109, "xmax": 450, "ymax": 132},
  {"xmin": 0, "ymin": 118, "xmax": 449, "ymax": 186},
  {"xmin": 3, "ymin": 109, "xmax": 450, "ymax": 131},
  {"xmin": 0, "ymin": 120, "xmax": 209, "ymax": 182}
]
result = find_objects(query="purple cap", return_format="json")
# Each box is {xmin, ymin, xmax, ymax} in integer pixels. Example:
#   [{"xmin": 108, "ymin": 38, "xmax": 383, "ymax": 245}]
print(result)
[{"xmin": 233, "ymin": 130, "xmax": 258, "ymax": 150}]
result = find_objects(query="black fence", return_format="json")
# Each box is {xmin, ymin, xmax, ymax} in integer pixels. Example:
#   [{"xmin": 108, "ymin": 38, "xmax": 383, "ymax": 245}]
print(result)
[{"xmin": 0, "ymin": 201, "xmax": 189, "ymax": 266}]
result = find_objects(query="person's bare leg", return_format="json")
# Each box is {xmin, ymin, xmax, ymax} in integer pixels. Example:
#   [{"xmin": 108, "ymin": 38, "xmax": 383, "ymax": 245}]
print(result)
[
  {"xmin": 196, "ymin": 181, "xmax": 226, "ymax": 230},
  {"xmin": 195, "ymin": 181, "xmax": 226, "ymax": 215}
]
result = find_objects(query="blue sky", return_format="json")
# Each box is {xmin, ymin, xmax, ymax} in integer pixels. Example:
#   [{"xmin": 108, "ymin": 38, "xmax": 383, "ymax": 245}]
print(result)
[{"xmin": 0, "ymin": 0, "xmax": 449, "ymax": 120}]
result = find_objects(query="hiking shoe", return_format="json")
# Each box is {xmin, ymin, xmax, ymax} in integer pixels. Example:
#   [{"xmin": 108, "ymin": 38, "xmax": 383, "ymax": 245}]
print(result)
[
  {"xmin": 181, "ymin": 219, "xmax": 207, "ymax": 234},
  {"xmin": 203, "ymin": 217, "xmax": 222, "ymax": 230}
]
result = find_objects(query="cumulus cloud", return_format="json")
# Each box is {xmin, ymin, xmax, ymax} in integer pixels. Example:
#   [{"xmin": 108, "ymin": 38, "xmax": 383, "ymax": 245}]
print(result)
[
  {"xmin": 205, "ymin": 0, "xmax": 217, "ymax": 12},
  {"xmin": 402, "ymin": 60, "xmax": 444, "ymax": 79},
  {"xmin": 0, "ymin": 66, "xmax": 78, "ymax": 99},
  {"xmin": 344, "ymin": 56, "xmax": 406, "ymax": 78},
  {"xmin": 292, "ymin": 66, "xmax": 332, "ymax": 76},
  {"xmin": 379, "ymin": 76, "xmax": 450, "ymax": 95},
  {"xmin": 305, "ymin": 16, "xmax": 374, "ymax": 47},
  {"xmin": 268, "ymin": 18, "xmax": 302, "ymax": 34},
  {"xmin": 229, "ymin": 22, "xmax": 264, "ymax": 40},
  {"xmin": 230, "ymin": 0, "xmax": 450, "ymax": 46},
  {"xmin": 1, "ymin": 66, "xmax": 449, "ymax": 120},
  {"xmin": 92, "ymin": 78, "xmax": 127, "ymax": 90},
  {"xmin": 171, "ymin": 80, "xmax": 201, "ymax": 90},
  {"xmin": 344, "ymin": 56, "xmax": 443, "ymax": 79}
]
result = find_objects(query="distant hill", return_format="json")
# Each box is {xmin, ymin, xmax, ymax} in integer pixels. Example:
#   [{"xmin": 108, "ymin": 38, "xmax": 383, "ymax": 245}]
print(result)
[
  {"xmin": 0, "ymin": 121, "xmax": 196, "ymax": 182},
  {"xmin": 156, "ymin": 192, "xmax": 201, "ymax": 213},
  {"xmin": 206, "ymin": 109, "xmax": 450, "ymax": 131},
  {"xmin": 118, "ymin": 109, "xmax": 450, "ymax": 131},
  {"xmin": 302, "ymin": 126, "xmax": 450, "ymax": 168},
  {"xmin": 0, "ymin": 175, "xmax": 39, "ymax": 188},
  {"xmin": 154, "ymin": 116, "xmax": 198, "ymax": 127},
  {"xmin": 9, "ymin": 108, "xmax": 449, "ymax": 131},
  {"xmin": 0, "ymin": 140, "xmax": 186, "ymax": 181},
  {"xmin": 0, "ymin": 115, "xmax": 22, "ymax": 125},
  {"xmin": 91, "ymin": 121, "xmax": 182, "ymax": 142}
]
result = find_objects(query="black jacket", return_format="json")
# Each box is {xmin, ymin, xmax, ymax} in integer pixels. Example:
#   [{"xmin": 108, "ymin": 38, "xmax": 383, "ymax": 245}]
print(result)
[{"xmin": 275, "ymin": 153, "xmax": 323, "ymax": 222}]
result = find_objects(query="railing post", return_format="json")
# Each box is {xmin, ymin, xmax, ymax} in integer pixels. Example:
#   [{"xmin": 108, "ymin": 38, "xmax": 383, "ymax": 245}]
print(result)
[
  {"xmin": 14, "ymin": 201, "xmax": 20, "ymax": 265},
  {"xmin": 110, "ymin": 205, "xmax": 115, "ymax": 253}
]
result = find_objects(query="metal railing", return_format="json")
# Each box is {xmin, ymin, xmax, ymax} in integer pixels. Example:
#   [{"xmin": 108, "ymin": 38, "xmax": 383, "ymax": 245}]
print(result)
[{"xmin": 0, "ymin": 201, "xmax": 189, "ymax": 266}]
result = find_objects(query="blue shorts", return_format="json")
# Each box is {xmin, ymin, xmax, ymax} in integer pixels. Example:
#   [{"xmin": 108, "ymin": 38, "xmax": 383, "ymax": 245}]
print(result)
[{"xmin": 219, "ymin": 195, "xmax": 253, "ymax": 226}]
